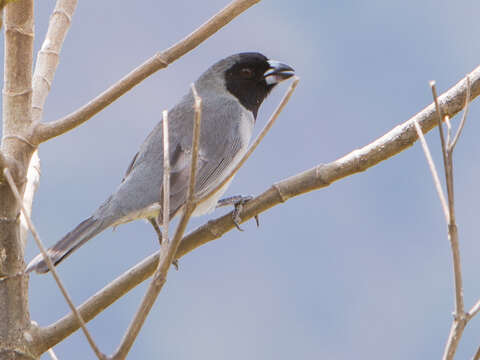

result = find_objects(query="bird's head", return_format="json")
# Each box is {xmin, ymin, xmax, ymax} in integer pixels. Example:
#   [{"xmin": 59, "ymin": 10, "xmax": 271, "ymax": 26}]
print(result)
[{"xmin": 198, "ymin": 52, "xmax": 294, "ymax": 118}]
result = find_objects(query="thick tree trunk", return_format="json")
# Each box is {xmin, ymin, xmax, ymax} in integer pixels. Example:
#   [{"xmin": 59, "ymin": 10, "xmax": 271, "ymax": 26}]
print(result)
[{"xmin": 0, "ymin": 0, "xmax": 35, "ymax": 358}]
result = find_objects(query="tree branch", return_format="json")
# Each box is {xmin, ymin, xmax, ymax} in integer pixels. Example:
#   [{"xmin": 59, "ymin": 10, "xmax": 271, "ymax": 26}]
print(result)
[
  {"xmin": 0, "ymin": 1, "xmax": 35, "ymax": 358},
  {"xmin": 110, "ymin": 85, "xmax": 202, "ymax": 360},
  {"xmin": 3, "ymin": 168, "xmax": 107, "ymax": 359},
  {"xmin": 30, "ymin": 0, "xmax": 261, "ymax": 144},
  {"xmin": 20, "ymin": 0, "xmax": 78, "ymax": 250},
  {"xmin": 30, "ymin": 64, "xmax": 480, "ymax": 355},
  {"xmin": 32, "ymin": 0, "xmax": 78, "ymax": 123}
]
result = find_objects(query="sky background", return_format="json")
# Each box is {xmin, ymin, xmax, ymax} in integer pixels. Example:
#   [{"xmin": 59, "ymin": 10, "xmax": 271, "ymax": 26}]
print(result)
[{"xmin": 2, "ymin": 0, "xmax": 480, "ymax": 359}]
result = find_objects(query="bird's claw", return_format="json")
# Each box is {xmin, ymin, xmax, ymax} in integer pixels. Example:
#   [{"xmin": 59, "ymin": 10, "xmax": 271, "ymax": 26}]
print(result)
[
  {"xmin": 217, "ymin": 195, "xmax": 260, "ymax": 230},
  {"xmin": 230, "ymin": 195, "xmax": 260, "ymax": 231},
  {"xmin": 232, "ymin": 202, "xmax": 245, "ymax": 231},
  {"xmin": 172, "ymin": 259, "xmax": 179, "ymax": 271}
]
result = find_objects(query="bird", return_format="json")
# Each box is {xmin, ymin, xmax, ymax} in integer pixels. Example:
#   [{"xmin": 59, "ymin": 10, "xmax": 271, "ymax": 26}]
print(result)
[{"xmin": 26, "ymin": 52, "xmax": 294, "ymax": 274}]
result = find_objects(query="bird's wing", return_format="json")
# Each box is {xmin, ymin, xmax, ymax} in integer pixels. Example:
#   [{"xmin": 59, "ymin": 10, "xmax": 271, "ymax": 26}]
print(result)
[
  {"xmin": 166, "ymin": 131, "xmax": 243, "ymax": 206},
  {"xmin": 115, "ymin": 93, "xmax": 250, "ymax": 219},
  {"xmin": 122, "ymin": 151, "xmax": 138, "ymax": 182}
]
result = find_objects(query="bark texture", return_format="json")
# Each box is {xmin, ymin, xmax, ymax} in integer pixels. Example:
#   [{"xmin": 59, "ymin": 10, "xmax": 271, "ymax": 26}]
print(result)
[{"xmin": 0, "ymin": 0, "xmax": 35, "ymax": 359}]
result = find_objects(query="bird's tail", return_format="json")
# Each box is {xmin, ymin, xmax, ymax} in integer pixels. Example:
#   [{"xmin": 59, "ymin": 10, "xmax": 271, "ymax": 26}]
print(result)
[{"xmin": 26, "ymin": 216, "xmax": 108, "ymax": 274}]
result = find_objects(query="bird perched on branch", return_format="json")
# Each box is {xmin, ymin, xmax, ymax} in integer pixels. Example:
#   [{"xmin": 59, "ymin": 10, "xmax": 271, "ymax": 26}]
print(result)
[{"xmin": 27, "ymin": 52, "xmax": 294, "ymax": 274}]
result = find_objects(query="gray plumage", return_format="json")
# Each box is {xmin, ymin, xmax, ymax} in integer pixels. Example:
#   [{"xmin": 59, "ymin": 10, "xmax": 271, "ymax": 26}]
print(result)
[{"xmin": 27, "ymin": 52, "xmax": 294, "ymax": 274}]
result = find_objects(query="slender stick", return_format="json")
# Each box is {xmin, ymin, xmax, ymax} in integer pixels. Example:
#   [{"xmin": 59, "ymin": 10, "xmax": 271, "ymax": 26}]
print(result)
[
  {"xmin": 161, "ymin": 110, "xmax": 170, "ymax": 244},
  {"xmin": 47, "ymin": 348, "xmax": 59, "ymax": 360},
  {"xmin": 110, "ymin": 85, "xmax": 202, "ymax": 360},
  {"xmin": 31, "ymin": 0, "xmax": 261, "ymax": 144},
  {"xmin": 31, "ymin": 64, "xmax": 480, "ymax": 354},
  {"xmin": 425, "ymin": 82, "xmax": 466, "ymax": 360},
  {"xmin": 431, "ymin": 82, "xmax": 449, "ymax": 177},
  {"xmin": 450, "ymin": 76, "xmax": 471, "ymax": 151},
  {"xmin": 413, "ymin": 120, "xmax": 449, "ymax": 222},
  {"xmin": 473, "ymin": 346, "xmax": 480, "ymax": 360},
  {"xmin": 2, "ymin": 169, "xmax": 106, "ymax": 360},
  {"xmin": 467, "ymin": 299, "xmax": 480, "ymax": 321}
]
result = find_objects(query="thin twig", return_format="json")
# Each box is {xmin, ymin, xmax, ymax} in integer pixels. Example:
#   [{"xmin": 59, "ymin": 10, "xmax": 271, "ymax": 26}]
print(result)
[
  {"xmin": 31, "ymin": 64, "xmax": 480, "ymax": 354},
  {"xmin": 412, "ymin": 120, "xmax": 449, "ymax": 222},
  {"xmin": 450, "ymin": 75, "xmax": 471, "ymax": 151},
  {"xmin": 2, "ymin": 169, "xmax": 106, "ymax": 360},
  {"xmin": 110, "ymin": 86, "xmax": 202, "ymax": 360},
  {"xmin": 47, "ymin": 348, "xmax": 59, "ymax": 360},
  {"xmin": 431, "ymin": 82, "xmax": 449, "ymax": 173},
  {"xmin": 161, "ymin": 110, "xmax": 170, "ymax": 245},
  {"xmin": 467, "ymin": 299, "xmax": 480, "ymax": 321},
  {"xmin": 197, "ymin": 77, "xmax": 299, "ymax": 206},
  {"xmin": 31, "ymin": 0, "xmax": 261, "ymax": 144},
  {"xmin": 427, "ymin": 82, "xmax": 466, "ymax": 360},
  {"xmin": 473, "ymin": 344, "xmax": 480, "ymax": 360},
  {"xmin": 445, "ymin": 116, "xmax": 452, "ymax": 151}
]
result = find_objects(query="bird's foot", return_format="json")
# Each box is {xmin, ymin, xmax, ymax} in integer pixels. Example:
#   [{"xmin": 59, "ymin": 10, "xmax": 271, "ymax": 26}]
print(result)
[
  {"xmin": 216, "ymin": 195, "xmax": 259, "ymax": 231},
  {"xmin": 172, "ymin": 259, "xmax": 179, "ymax": 271}
]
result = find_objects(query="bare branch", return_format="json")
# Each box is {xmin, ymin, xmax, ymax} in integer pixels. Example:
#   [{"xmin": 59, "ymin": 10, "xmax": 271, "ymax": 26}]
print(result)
[
  {"xmin": 0, "ymin": 2, "xmax": 38, "ymax": 357},
  {"xmin": 445, "ymin": 116, "xmax": 452, "ymax": 152},
  {"xmin": 110, "ymin": 86, "xmax": 202, "ymax": 359},
  {"xmin": 428, "ymin": 79, "xmax": 467, "ymax": 360},
  {"xmin": 431, "ymin": 81, "xmax": 449, "ymax": 168},
  {"xmin": 31, "ymin": 0, "xmax": 261, "ymax": 144},
  {"xmin": 2, "ymin": 168, "xmax": 106, "ymax": 360},
  {"xmin": 473, "ymin": 345, "xmax": 480, "ymax": 360},
  {"xmin": 467, "ymin": 299, "xmax": 480, "ymax": 321},
  {"xmin": 32, "ymin": 0, "xmax": 78, "ymax": 122},
  {"xmin": 47, "ymin": 348, "xmax": 59, "ymax": 360},
  {"xmin": 30, "ymin": 63, "xmax": 480, "ymax": 354},
  {"xmin": 450, "ymin": 75, "xmax": 471, "ymax": 151},
  {"xmin": 412, "ymin": 120, "xmax": 449, "ymax": 222}
]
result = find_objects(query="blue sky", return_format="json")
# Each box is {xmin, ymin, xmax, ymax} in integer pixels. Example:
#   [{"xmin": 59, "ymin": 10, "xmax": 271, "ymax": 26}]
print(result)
[{"xmin": 3, "ymin": 0, "xmax": 480, "ymax": 359}]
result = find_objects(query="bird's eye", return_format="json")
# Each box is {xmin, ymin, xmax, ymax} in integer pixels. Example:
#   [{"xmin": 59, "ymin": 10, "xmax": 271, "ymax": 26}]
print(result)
[{"xmin": 240, "ymin": 68, "xmax": 254, "ymax": 79}]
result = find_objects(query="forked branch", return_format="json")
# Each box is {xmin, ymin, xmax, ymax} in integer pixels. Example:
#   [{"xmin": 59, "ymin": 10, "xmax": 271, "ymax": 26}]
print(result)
[{"xmin": 414, "ymin": 77, "xmax": 475, "ymax": 360}]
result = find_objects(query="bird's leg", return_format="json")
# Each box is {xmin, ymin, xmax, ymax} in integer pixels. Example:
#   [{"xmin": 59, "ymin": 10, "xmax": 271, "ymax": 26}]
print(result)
[
  {"xmin": 148, "ymin": 218, "xmax": 163, "ymax": 245},
  {"xmin": 216, "ymin": 195, "xmax": 260, "ymax": 231},
  {"xmin": 148, "ymin": 217, "xmax": 179, "ymax": 270}
]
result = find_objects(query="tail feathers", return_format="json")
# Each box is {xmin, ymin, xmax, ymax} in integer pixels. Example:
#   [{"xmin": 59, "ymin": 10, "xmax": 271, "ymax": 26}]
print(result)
[{"xmin": 26, "ymin": 216, "xmax": 106, "ymax": 274}]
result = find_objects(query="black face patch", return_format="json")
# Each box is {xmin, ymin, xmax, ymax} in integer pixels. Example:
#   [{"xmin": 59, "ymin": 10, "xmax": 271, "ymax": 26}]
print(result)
[{"xmin": 224, "ymin": 53, "xmax": 276, "ymax": 119}]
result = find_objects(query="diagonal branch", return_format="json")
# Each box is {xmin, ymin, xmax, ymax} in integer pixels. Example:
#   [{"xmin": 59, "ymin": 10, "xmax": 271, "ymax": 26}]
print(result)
[
  {"xmin": 110, "ymin": 85, "xmax": 202, "ymax": 360},
  {"xmin": 30, "ymin": 64, "xmax": 480, "ymax": 355},
  {"xmin": 3, "ymin": 169, "xmax": 106, "ymax": 359},
  {"xmin": 30, "ymin": 0, "xmax": 261, "ymax": 144}
]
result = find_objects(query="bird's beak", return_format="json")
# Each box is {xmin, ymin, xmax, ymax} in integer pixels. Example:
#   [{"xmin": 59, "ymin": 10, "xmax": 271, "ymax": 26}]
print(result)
[{"xmin": 264, "ymin": 60, "xmax": 295, "ymax": 85}]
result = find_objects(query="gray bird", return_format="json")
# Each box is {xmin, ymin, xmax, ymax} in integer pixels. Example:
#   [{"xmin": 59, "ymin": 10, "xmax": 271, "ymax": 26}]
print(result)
[{"xmin": 27, "ymin": 52, "xmax": 294, "ymax": 274}]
